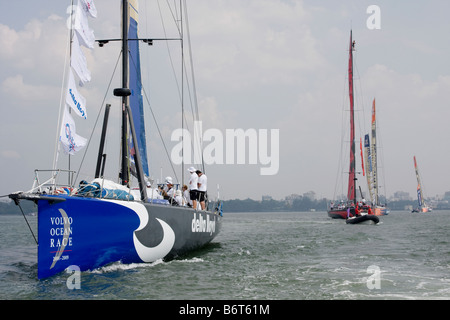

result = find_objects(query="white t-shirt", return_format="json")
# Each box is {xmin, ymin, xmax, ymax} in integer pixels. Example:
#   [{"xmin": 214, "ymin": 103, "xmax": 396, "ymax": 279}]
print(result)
[
  {"xmin": 174, "ymin": 194, "xmax": 185, "ymax": 206},
  {"xmin": 183, "ymin": 189, "xmax": 192, "ymax": 205},
  {"xmin": 189, "ymin": 172, "xmax": 198, "ymax": 190},
  {"xmin": 198, "ymin": 174, "xmax": 207, "ymax": 192}
]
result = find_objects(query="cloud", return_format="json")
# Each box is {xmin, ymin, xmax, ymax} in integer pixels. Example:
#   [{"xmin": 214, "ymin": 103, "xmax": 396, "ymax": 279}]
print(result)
[
  {"xmin": 190, "ymin": 0, "xmax": 324, "ymax": 90},
  {"xmin": 1, "ymin": 74, "xmax": 60, "ymax": 105},
  {"xmin": 2, "ymin": 1, "xmax": 450, "ymax": 200},
  {"xmin": 1, "ymin": 150, "xmax": 21, "ymax": 160}
]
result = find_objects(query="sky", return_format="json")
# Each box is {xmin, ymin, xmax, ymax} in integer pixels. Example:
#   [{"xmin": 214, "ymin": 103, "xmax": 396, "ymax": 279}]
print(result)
[{"xmin": 1, "ymin": 0, "xmax": 450, "ymax": 202}]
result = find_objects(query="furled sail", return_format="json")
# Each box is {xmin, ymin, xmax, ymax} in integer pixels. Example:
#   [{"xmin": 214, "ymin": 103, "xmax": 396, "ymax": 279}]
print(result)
[
  {"xmin": 127, "ymin": 0, "xmax": 149, "ymax": 178},
  {"xmin": 364, "ymin": 134, "xmax": 374, "ymax": 204}
]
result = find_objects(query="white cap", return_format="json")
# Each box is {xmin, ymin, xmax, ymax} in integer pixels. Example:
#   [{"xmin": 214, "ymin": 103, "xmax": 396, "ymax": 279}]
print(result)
[
  {"xmin": 165, "ymin": 176, "xmax": 173, "ymax": 184},
  {"xmin": 187, "ymin": 167, "xmax": 196, "ymax": 172}
]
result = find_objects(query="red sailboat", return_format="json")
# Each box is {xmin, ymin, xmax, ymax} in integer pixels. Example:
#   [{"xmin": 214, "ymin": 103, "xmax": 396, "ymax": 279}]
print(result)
[{"xmin": 328, "ymin": 31, "xmax": 379, "ymax": 225}]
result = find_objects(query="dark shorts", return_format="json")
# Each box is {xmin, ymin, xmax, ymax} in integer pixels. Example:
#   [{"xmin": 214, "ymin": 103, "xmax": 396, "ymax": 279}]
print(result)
[
  {"xmin": 198, "ymin": 191, "xmax": 206, "ymax": 202},
  {"xmin": 189, "ymin": 190, "xmax": 199, "ymax": 201}
]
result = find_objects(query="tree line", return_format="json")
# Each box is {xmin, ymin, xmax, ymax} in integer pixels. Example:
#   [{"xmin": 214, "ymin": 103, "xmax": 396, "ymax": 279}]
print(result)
[{"xmin": 0, "ymin": 196, "xmax": 446, "ymax": 215}]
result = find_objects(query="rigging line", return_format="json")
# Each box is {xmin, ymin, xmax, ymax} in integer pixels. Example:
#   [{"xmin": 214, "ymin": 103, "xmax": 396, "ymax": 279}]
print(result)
[
  {"xmin": 158, "ymin": 0, "xmax": 198, "ymax": 133},
  {"xmin": 183, "ymin": 0, "xmax": 205, "ymax": 173},
  {"xmin": 158, "ymin": 0, "xmax": 200, "ymax": 139},
  {"xmin": 15, "ymin": 201, "xmax": 38, "ymax": 245},
  {"xmin": 157, "ymin": 0, "xmax": 183, "ymax": 109},
  {"xmin": 128, "ymin": 44, "xmax": 180, "ymax": 182},
  {"xmin": 158, "ymin": 1, "xmax": 204, "ymax": 176},
  {"xmin": 353, "ymin": 59, "xmax": 368, "ymax": 138},
  {"xmin": 157, "ymin": 0, "xmax": 201, "ymax": 175},
  {"xmin": 73, "ymin": 51, "xmax": 123, "ymax": 187},
  {"xmin": 53, "ymin": 0, "xmax": 75, "ymax": 174},
  {"xmin": 183, "ymin": 1, "xmax": 200, "ymax": 122},
  {"xmin": 333, "ymin": 69, "xmax": 349, "ymax": 201},
  {"xmin": 164, "ymin": 0, "xmax": 182, "ymax": 36},
  {"xmin": 140, "ymin": 81, "xmax": 179, "ymax": 183}
]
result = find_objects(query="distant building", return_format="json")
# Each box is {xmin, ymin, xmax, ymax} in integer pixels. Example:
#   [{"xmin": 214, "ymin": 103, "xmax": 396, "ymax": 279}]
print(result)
[
  {"xmin": 391, "ymin": 191, "xmax": 411, "ymax": 201},
  {"xmin": 443, "ymin": 191, "xmax": 450, "ymax": 201},
  {"xmin": 284, "ymin": 194, "xmax": 301, "ymax": 207},
  {"xmin": 261, "ymin": 195, "xmax": 273, "ymax": 202}
]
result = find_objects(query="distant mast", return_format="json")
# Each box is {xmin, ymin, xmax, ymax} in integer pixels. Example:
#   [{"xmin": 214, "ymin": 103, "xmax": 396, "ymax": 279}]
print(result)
[
  {"xmin": 347, "ymin": 31, "xmax": 356, "ymax": 203},
  {"xmin": 371, "ymin": 99, "xmax": 379, "ymax": 205}
]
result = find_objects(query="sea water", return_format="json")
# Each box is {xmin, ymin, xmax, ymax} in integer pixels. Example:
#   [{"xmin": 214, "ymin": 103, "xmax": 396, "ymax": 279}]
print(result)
[{"xmin": 0, "ymin": 211, "xmax": 449, "ymax": 300}]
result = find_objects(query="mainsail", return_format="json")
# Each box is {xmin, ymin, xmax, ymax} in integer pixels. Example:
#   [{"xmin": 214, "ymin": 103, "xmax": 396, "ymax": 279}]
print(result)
[
  {"xmin": 347, "ymin": 31, "xmax": 356, "ymax": 202},
  {"xmin": 414, "ymin": 156, "xmax": 424, "ymax": 207},
  {"xmin": 128, "ymin": 0, "xmax": 149, "ymax": 178}
]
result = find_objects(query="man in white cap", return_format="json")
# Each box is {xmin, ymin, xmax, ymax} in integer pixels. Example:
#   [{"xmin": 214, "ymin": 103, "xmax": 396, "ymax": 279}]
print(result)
[
  {"xmin": 196, "ymin": 169, "xmax": 207, "ymax": 210},
  {"xmin": 161, "ymin": 176, "xmax": 175, "ymax": 202},
  {"xmin": 188, "ymin": 167, "xmax": 199, "ymax": 209}
]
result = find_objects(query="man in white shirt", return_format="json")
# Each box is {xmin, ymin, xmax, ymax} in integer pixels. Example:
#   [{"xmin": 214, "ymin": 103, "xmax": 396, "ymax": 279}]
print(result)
[
  {"xmin": 161, "ymin": 176, "xmax": 175, "ymax": 204},
  {"xmin": 196, "ymin": 170, "xmax": 207, "ymax": 210},
  {"xmin": 188, "ymin": 167, "xmax": 199, "ymax": 209}
]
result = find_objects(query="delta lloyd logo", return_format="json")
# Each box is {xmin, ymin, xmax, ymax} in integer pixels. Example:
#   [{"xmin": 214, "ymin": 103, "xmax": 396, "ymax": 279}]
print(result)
[
  {"xmin": 68, "ymin": 89, "xmax": 86, "ymax": 119},
  {"xmin": 171, "ymin": 121, "xmax": 280, "ymax": 176}
]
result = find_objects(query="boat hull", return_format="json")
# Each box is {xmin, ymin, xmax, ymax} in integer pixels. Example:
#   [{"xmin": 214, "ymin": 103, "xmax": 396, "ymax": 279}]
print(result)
[
  {"xmin": 373, "ymin": 206, "xmax": 389, "ymax": 216},
  {"xmin": 37, "ymin": 195, "xmax": 221, "ymax": 279},
  {"xmin": 412, "ymin": 207, "xmax": 432, "ymax": 213},
  {"xmin": 346, "ymin": 214, "xmax": 379, "ymax": 225},
  {"xmin": 328, "ymin": 209, "xmax": 353, "ymax": 219}
]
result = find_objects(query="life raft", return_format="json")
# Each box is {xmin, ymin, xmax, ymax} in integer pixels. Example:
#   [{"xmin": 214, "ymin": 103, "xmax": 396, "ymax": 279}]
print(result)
[{"xmin": 346, "ymin": 214, "xmax": 379, "ymax": 225}]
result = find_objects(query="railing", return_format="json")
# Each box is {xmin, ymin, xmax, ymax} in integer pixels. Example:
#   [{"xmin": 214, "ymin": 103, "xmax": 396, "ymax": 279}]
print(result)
[{"xmin": 29, "ymin": 169, "xmax": 77, "ymax": 195}]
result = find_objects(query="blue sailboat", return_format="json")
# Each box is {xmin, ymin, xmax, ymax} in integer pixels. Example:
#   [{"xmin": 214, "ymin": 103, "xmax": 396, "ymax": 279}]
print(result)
[{"xmin": 9, "ymin": 0, "xmax": 222, "ymax": 279}]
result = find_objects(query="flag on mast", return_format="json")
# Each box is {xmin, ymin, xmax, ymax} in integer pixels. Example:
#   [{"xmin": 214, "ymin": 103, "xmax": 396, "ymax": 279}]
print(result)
[
  {"xmin": 80, "ymin": 0, "xmax": 97, "ymax": 18},
  {"xmin": 73, "ymin": 0, "xmax": 95, "ymax": 49},
  {"xmin": 71, "ymin": 33, "xmax": 91, "ymax": 86},
  {"xmin": 66, "ymin": 69, "xmax": 87, "ymax": 119},
  {"xmin": 60, "ymin": 106, "xmax": 87, "ymax": 155},
  {"xmin": 59, "ymin": 0, "xmax": 96, "ymax": 154}
]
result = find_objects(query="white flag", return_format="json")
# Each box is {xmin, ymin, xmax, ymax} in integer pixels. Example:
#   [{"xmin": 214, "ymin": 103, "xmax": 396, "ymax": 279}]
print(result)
[
  {"xmin": 60, "ymin": 106, "xmax": 87, "ymax": 155},
  {"xmin": 80, "ymin": 0, "xmax": 97, "ymax": 18},
  {"xmin": 71, "ymin": 34, "xmax": 91, "ymax": 85},
  {"xmin": 74, "ymin": 0, "xmax": 95, "ymax": 49},
  {"xmin": 66, "ymin": 69, "xmax": 87, "ymax": 119}
]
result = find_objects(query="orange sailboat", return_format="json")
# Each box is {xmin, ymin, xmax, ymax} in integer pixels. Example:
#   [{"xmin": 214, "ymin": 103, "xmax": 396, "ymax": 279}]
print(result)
[
  {"xmin": 412, "ymin": 156, "xmax": 432, "ymax": 213},
  {"xmin": 363, "ymin": 99, "xmax": 389, "ymax": 216}
]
